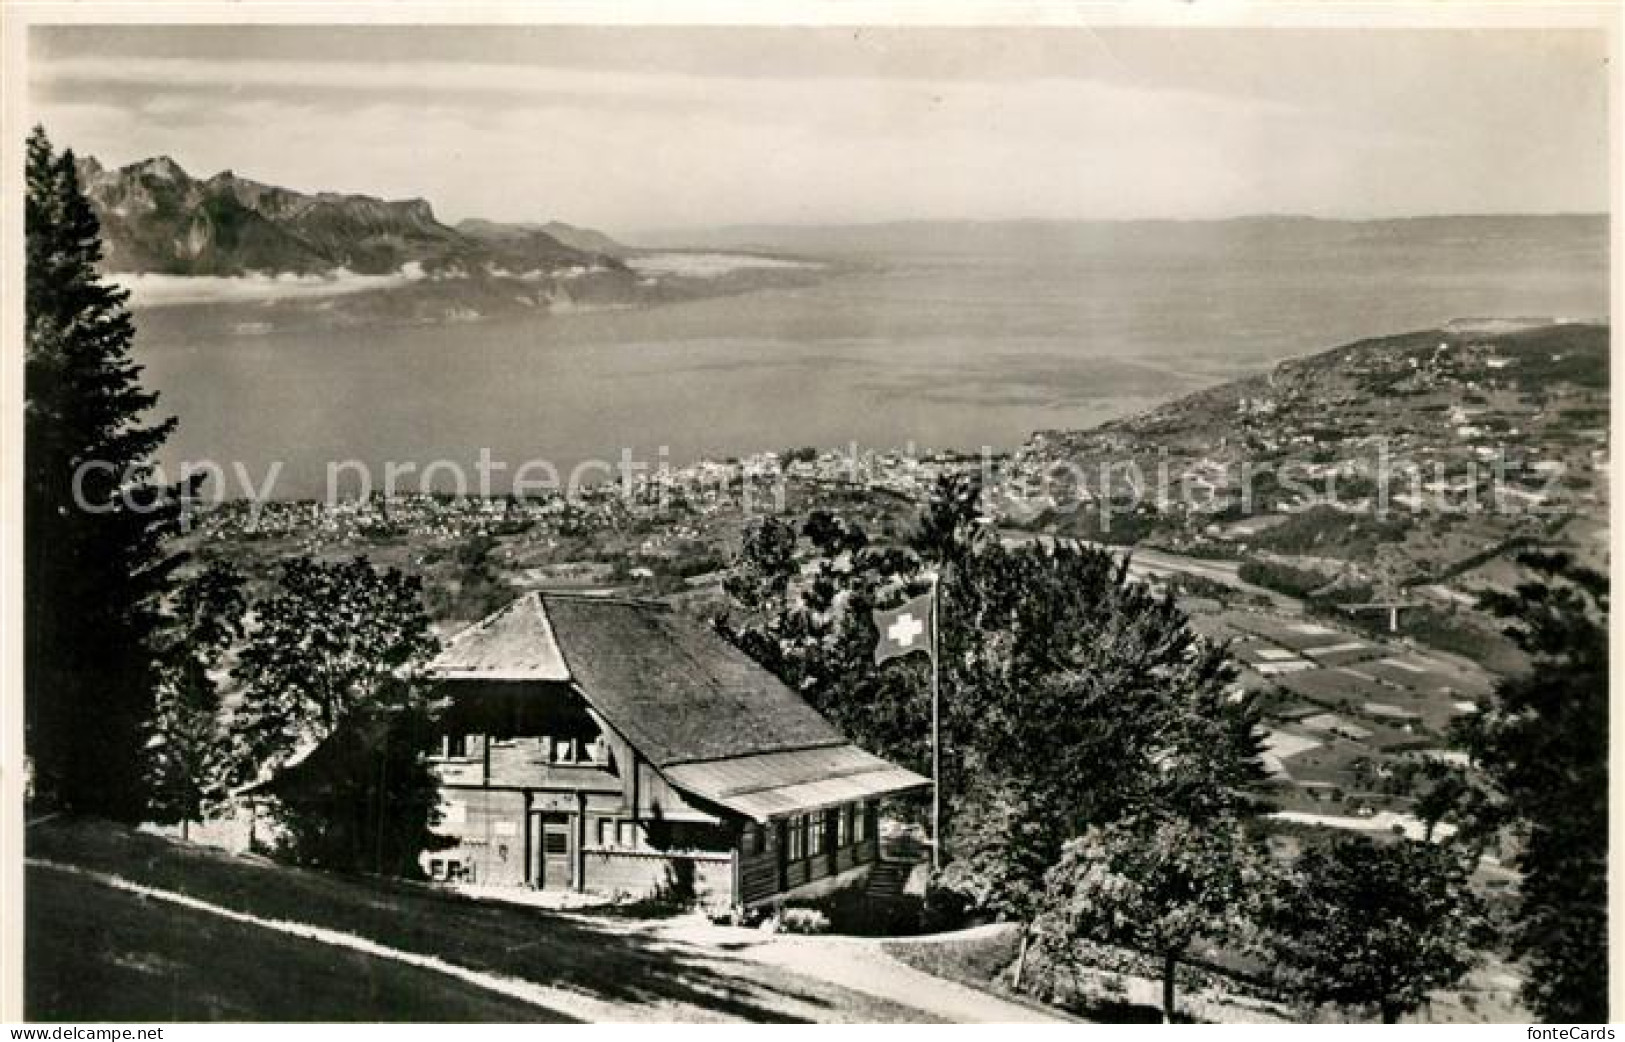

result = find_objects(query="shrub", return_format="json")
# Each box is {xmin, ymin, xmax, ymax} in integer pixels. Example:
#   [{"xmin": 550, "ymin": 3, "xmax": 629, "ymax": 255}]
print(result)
[
  {"xmin": 921, "ymin": 880, "xmax": 975, "ymax": 932},
  {"xmin": 779, "ymin": 907, "xmax": 832, "ymax": 934},
  {"xmin": 1248, "ymin": 506, "xmax": 1408, "ymax": 559},
  {"xmin": 1238, "ymin": 558, "xmax": 1337, "ymax": 599},
  {"xmin": 709, "ymin": 904, "xmax": 769, "ymax": 928},
  {"xmin": 780, "ymin": 879, "xmax": 942, "ymax": 936}
]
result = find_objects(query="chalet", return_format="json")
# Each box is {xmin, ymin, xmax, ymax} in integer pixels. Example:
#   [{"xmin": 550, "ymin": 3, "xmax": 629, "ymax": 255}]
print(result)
[{"xmin": 417, "ymin": 592, "xmax": 928, "ymax": 908}]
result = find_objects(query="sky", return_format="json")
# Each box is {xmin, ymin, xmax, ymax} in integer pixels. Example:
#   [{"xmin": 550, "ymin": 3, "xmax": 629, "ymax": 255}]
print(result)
[{"xmin": 27, "ymin": 25, "xmax": 1611, "ymax": 236}]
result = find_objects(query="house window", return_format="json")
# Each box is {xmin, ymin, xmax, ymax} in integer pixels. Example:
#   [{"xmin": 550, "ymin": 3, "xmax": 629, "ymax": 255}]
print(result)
[
  {"xmin": 598, "ymin": 816, "xmax": 640, "ymax": 851},
  {"xmin": 746, "ymin": 823, "xmax": 765, "ymax": 856},
  {"xmin": 547, "ymin": 732, "xmax": 610, "ymax": 766},
  {"xmin": 594, "ymin": 818, "xmax": 645, "ymax": 850},
  {"xmin": 808, "ymin": 810, "xmax": 826, "ymax": 856},
  {"xmin": 837, "ymin": 805, "xmax": 851, "ymax": 848},
  {"xmin": 788, "ymin": 815, "xmax": 805, "ymax": 860},
  {"xmin": 429, "ymin": 858, "xmax": 446, "ymax": 880},
  {"xmin": 439, "ymin": 733, "xmax": 469, "ymax": 759},
  {"xmin": 854, "ymin": 803, "xmax": 869, "ymax": 843}
]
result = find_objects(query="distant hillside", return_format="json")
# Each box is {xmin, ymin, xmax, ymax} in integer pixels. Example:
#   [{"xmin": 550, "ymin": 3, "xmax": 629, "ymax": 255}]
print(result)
[
  {"xmin": 1015, "ymin": 320, "xmax": 1607, "ymax": 670},
  {"xmin": 640, "ymin": 214, "xmax": 1608, "ymax": 257},
  {"xmin": 1050, "ymin": 320, "xmax": 1610, "ymax": 455},
  {"xmin": 458, "ymin": 218, "xmax": 627, "ymax": 257},
  {"xmin": 75, "ymin": 154, "xmax": 618, "ymax": 277}
]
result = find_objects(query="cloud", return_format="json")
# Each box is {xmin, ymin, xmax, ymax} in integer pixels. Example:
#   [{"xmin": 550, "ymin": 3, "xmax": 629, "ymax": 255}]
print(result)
[
  {"xmin": 33, "ymin": 55, "xmax": 802, "ymax": 108},
  {"xmin": 111, "ymin": 266, "xmax": 429, "ymax": 307},
  {"xmin": 26, "ymin": 30, "xmax": 1610, "ymax": 231}
]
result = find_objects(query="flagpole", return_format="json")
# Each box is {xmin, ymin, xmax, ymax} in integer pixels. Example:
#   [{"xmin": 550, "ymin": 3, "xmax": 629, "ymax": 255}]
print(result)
[{"xmin": 930, "ymin": 571, "xmax": 941, "ymax": 872}]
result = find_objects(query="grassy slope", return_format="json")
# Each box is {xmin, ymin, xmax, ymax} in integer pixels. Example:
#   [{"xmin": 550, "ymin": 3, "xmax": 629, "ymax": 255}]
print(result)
[
  {"xmin": 27, "ymin": 869, "xmax": 569, "ymax": 1022},
  {"xmin": 884, "ymin": 928, "xmax": 1023, "ymax": 996},
  {"xmin": 26, "ymin": 820, "xmax": 928, "ymax": 1023}
]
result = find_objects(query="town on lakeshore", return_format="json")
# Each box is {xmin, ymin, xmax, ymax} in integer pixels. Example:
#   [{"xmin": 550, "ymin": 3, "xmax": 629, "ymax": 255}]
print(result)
[{"xmin": 11, "ymin": 15, "xmax": 1612, "ymax": 1029}]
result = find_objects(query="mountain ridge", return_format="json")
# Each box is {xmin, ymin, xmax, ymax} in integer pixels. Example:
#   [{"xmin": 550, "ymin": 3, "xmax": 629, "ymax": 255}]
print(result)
[
  {"xmin": 74, "ymin": 153, "xmax": 624, "ymax": 278},
  {"xmin": 457, "ymin": 218, "xmax": 628, "ymax": 257}
]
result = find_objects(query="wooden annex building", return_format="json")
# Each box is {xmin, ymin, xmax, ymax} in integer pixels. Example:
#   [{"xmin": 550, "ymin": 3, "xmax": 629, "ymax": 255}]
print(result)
[{"xmin": 420, "ymin": 592, "xmax": 928, "ymax": 908}]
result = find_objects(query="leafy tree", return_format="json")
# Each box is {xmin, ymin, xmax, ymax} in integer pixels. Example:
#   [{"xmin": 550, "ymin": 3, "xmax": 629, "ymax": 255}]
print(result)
[
  {"xmin": 145, "ymin": 562, "xmax": 247, "ymax": 836},
  {"xmin": 228, "ymin": 556, "xmax": 438, "ymax": 786},
  {"xmin": 1264, "ymin": 835, "xmax": 1486, "ymax": 1023},
  {"xmin": 1461, "ymin": 551, "xmax": 1608, "ymax": 1022},
  {"xmin": 719, "ymin": 478, "xmax": 1268, "ymax": 978},
  {"xmin": 262, "ymin": 698, "xmax": 453, "ymax": 878},
  {"xmin": 1379, "ymin": 756, "xmax": 1496, "ymax": 848},
  {"xmin": 718, "ymin": 512, "xmax": 929, "ymax": 767},
  {"xmin": 25, "ymin": 126, "xmax": 186, "ymax": 820},
  {"xmin": 722, "ymin": 515, "xmax": 798, "ymax": 613},
  {"xmin": 1036, "ymin": 813, "xmax": 1264, "ymax": 1022},
  {"xmin": 449, "ymin": 533, "xmax": 509, "ymax": 621},
  {"xmin": 927, "ymin": 537, "xmax": 1265, "ymax": 966},
  {"xmin": 726, "ymin": 504, "xmax": 1263, "ymax": 817},
  {"xmin": 937, "ymin": 779, "xmax": 1059, "ymax": 987},
  {"xmin": 228, "ymin": 556, "xmax": 445, "ymax": 877},
  {"xmin": 911, "ymin": 472, "xmax": 989, "ymax": 567}
]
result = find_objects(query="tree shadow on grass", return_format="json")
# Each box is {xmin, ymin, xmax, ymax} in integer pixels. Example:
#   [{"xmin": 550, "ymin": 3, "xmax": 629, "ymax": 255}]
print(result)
[
  {"xmin": 28, "ymin": 820, "xmax": 898, "ymax": 1023},
  {"xmin": 26, "ymin": 868, "xmax": 583, "ymax": 1023}
]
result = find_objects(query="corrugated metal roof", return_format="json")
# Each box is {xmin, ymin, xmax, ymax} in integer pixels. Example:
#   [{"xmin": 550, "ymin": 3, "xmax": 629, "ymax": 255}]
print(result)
[
  {"xmin": 664, "ymin": 745, "xmax": 929, "ymax": 822},
  {"xmin": 426, "ymin": 593, "xmax": 570, "ymax": 681}
]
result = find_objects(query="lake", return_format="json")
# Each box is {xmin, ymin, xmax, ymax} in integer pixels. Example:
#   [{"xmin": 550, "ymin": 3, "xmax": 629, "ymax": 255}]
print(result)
[{"xmin": 130, "ymin": 216, "xmax": 1609, "ymax": 498}]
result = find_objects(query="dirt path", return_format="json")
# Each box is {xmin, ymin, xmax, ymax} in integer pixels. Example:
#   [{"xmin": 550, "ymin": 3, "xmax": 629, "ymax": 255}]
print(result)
[
  {"xmin": 644, "ymin": 918, "xmax": 1068, "ymax": 1023},
  {"xmin": 884, "ymin": 923, "xmax": 1292, "ymax": 1024}
]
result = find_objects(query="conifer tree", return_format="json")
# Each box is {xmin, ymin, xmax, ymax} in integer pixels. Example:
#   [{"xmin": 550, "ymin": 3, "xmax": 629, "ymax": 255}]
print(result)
[
  {"xmin": 25, "ymin": 126, "xmax": 185, "ymax": 820},
  {"xmin": 146, "ymin": 563, "xmax": 246, "ymax": 836}
]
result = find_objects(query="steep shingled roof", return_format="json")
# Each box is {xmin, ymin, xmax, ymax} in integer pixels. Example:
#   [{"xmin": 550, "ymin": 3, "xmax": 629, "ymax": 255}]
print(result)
[
  {"xmin": 428, "ymin": 592, "xmax": 847, "ymax": 766},
  {"xmin": 542, "ymin": 595, "xmax": 848, "ymax": 767},
  {"xmin": 428, "ymin": 593, "xmax": 928, "ymax": 816},
  {"xmin": 427, "ymin": 593, "xmax": 569, "ymax": 681}
]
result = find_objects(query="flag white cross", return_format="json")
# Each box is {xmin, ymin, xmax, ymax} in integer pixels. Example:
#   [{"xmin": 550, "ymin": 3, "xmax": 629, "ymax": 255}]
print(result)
[{"xmin": 888, "ymin": 612, "xmax": 925, "ymax": 648}]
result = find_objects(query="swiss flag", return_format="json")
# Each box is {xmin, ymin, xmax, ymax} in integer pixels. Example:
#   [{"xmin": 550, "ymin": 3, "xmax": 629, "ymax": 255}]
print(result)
[{"xmin": 873, "ymin": 591, "xmax": 935, "ymax": 666}]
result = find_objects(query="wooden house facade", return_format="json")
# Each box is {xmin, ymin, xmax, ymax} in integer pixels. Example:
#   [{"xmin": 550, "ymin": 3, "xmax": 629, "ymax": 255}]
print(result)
[{"xmin": 420, "ymin": 592, "xmax": 927, "ymax": 908}]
